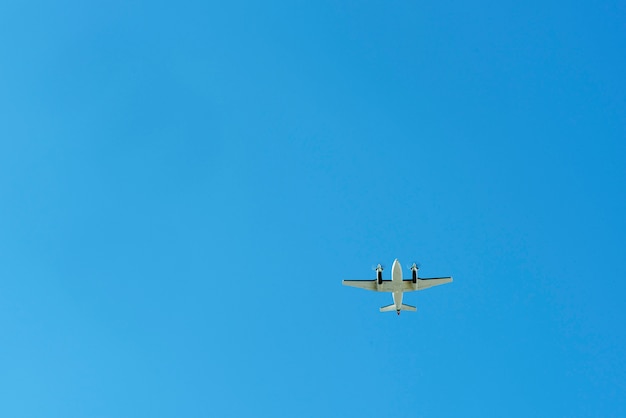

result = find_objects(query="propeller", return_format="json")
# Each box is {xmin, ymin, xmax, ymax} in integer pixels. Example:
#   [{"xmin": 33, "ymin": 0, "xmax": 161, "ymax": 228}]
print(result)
[
  {"xmin": 372, "ymin": 263, "xmax": 385, "ymax": 271},
  {"xmin": 408, "ymin": 262, "xmax": 420, "ymax": 271}
]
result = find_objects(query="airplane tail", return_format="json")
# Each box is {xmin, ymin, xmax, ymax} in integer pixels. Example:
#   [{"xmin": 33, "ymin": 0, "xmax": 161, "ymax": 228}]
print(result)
[{"xmin": 379, "ymin": 304, "xmax": 417, "ymax": 313}]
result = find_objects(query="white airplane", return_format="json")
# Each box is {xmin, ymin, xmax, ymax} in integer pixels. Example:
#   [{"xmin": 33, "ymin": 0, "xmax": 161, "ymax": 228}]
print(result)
[{"xmin": 342, "ymin": 259, "xmax": 452, "ymax": 315}]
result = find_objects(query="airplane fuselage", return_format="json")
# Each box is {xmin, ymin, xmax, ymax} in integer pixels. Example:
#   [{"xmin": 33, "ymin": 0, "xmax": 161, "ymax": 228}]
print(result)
[{"xmin": 391, "ymin": 260, "xmax": 404, "ymax": 314}]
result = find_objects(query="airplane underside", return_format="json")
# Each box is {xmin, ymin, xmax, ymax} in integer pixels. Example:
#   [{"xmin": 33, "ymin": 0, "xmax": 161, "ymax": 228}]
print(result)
[{"xmin": 342, "ymin": 258, "xmax": 453, "ymax": 314}]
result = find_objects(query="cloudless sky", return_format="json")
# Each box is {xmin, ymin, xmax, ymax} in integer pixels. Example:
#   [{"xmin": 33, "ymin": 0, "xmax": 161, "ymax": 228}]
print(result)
[{"xmin": 1, "ymin": 1, "xmax": 625, "ymax": 417}]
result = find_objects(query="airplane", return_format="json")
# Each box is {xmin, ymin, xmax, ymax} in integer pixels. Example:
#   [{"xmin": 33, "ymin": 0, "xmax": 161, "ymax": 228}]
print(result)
[{"xmin": 342, "ymin": 259, "xmax": 452, "ymax": 315}]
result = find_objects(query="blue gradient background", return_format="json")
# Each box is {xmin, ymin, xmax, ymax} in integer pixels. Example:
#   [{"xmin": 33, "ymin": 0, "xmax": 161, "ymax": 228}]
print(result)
[{"xmin": 1, "ymin": 1, "xmax": 625, "ymax": 417}]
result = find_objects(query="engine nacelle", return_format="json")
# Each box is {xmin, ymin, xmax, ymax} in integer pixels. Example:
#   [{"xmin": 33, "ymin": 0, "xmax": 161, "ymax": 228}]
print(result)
[
  {"xmin": 375, "ymin": 264, "xmax": 384, "ymax": 285},
  {"xmin": 410, "ymin": 264, "xmax": 419, "ymax": 283}
]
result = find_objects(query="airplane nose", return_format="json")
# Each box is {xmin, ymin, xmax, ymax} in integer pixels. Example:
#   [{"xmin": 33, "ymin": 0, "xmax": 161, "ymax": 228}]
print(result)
[{"xmin": 392, "ymin": 259, "xmax": 403, "ymax": 282}]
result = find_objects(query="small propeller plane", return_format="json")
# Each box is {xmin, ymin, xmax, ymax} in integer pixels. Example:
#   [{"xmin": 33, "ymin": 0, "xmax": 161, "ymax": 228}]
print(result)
[{"xmin": 342, "ymin": 259, "xmax": 452, "ymax": 315}]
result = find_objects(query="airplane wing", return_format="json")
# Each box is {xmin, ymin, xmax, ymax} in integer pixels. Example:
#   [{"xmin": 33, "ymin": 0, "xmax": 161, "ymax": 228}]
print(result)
[
  {"xmin": 417, "ymin": 277, "xmax": 453, "ymax": 290},
  {"xmin": 342, "ymin": 280, "xmax": 378, "ymax": 291}
]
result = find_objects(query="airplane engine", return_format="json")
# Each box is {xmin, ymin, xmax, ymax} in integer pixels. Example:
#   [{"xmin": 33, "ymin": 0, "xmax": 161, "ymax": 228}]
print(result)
[
  {"xmin": 375, "ymin": 264, "xmax": 384, "ymax": 285},
  {"xmin": 410, "ymin": 263, "xmax": 419, "ymax": 283}
]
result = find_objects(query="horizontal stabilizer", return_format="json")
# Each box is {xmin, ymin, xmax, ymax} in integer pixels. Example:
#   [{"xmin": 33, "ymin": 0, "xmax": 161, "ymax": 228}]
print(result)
[{"xmin": 379, "ymin": 304, "xmax": 417, "ymax": 312}]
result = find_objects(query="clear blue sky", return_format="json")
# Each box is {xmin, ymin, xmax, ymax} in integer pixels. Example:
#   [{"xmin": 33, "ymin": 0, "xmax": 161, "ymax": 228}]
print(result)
[{"xmin": 1, "ymin": 1, "xmax": 625, "ymax": 417}]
